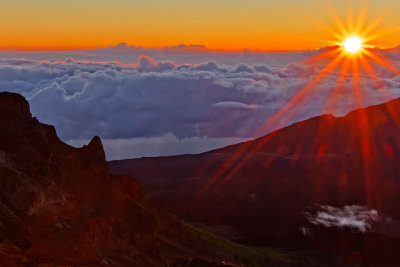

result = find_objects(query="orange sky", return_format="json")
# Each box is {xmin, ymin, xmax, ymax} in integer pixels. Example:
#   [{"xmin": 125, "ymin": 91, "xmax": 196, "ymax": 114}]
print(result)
[{"xmin": 1, "ymin": 0, "xmax": 400, "ymax": 51}]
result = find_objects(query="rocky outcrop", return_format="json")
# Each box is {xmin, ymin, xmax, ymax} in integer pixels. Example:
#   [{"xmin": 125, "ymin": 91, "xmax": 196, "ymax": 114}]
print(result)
[{"xmin": 0, "ymin": 91, "xmax": 31, "ymax": 119}]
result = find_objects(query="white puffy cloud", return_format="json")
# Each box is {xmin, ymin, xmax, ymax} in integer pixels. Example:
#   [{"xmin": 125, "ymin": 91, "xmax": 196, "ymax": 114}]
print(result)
[
  {"xmin": 1, "ymin": 52, "xmax": 400, "ymax": 159},
  {"xmin": 306, "ymin": 205, "xmax": 381, "ymax": 232}
]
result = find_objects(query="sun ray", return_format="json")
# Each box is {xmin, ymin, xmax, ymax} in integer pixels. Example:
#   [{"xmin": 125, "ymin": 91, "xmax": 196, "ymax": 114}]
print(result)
[
  {"xmin": 186, "ymin": 52, "xmax": 345, "ymax": 204},
  {"xmin": 360, "ymin": 54, "xmax": 400, "ymax": 132},
  {"xmin": 364, "ymin": 49, "xmax": 400, "ymax": 76},
  {"xmin": 297, "ymin": 46, "xmax": 341, "ymax": 69},
  {"xmin": 324, "ymin": 56, "xmax": 351, "ymax": 114},
  {"xmin": 363, "ymin": 25, "xmax": 400, "ymax": 45},
  {"xmin": 346, "ymin": 1, "xmax": 356, "ymax": 33},
  {"xmin": 254, "ymin": 52, "xmax": 345, "ymax": 136},
  {"xmin": 306, "ymin": 16, "xmax": 345, "ymax": 41},
  {"xmin": 354, "ymin": 0, "xmax": 369, "ymax": 34},
  {"xmin": 324, "ymin": 1, "xmax": 348, "ymax": 37},
  {"xmin": 348, "ymin": 56, "xmax": 373, "ymax": 206}
]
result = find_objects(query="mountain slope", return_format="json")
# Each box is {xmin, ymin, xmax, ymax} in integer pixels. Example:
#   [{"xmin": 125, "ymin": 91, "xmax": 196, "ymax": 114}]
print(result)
[
  {"xmin": 110, "ymin": 97, "xmax": 400, "ymax": 265},
  {"xmin": 0, "ymin": 92, "xmax": 292, "ymax": 266}
]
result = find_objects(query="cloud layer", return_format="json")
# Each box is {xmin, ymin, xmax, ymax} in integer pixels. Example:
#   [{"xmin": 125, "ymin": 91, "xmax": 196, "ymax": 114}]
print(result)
[{"xmin": 1, "ymin": 52, "xmax": 400, "ymax": 159}]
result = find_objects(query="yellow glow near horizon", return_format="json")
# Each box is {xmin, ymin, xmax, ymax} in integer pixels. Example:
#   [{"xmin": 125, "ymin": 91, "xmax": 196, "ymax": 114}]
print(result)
[
  {"xmin": 0, "ymin": 0, "xmax": 400, "ymax": 51},
  {"xmin": 343, "ymin": 37, "xmax": 363, "ymax": 53}
]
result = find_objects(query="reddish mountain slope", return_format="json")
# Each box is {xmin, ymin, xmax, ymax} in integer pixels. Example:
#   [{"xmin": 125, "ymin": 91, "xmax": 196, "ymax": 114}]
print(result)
[{"xmin": 110, "ymin": 98, "xmax": 400, "ymax": 265}]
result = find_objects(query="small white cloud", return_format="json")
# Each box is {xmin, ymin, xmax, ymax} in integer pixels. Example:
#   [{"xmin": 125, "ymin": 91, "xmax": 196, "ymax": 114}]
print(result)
[
  {"xmin": 300, "ymin": 226, "xmax": 311, "ymax": 237},
  {"xmin": 306, "ymin": 205, "xmax": 381, "ymax": 233},
  {"xmin": 211, "ymin": 101, "xmax": 261, "ymax": 110}
]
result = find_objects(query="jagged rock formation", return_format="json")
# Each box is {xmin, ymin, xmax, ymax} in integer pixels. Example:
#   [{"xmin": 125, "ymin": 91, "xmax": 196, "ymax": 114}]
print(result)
[{"xmin": 0, "ymin": 92, "xmax": 274, "ymax": 266}]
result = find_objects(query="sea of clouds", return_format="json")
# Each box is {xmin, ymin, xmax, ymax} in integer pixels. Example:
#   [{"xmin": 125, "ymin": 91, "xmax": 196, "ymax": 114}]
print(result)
[{"xmin": 1, "ymin": 47, "xmax": 400, "ymax": 160}]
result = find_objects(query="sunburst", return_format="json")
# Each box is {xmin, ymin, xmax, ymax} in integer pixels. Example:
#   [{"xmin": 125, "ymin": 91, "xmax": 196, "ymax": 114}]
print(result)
[
  {"xmin": 343, "ymin": 36, "xmax": 363, "ymax": 53},
  {"xmin": 187, "ymin": 4, "xmax": 400, "ymax": 213}
]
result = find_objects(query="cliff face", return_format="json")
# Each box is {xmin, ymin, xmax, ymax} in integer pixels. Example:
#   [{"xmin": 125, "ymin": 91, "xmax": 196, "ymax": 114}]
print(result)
[
  {"xmin": 0, "ymin": 91, "xmax": 154, "ymax": 265},
  {"xmin": 0, "ymin": 92, "xmax": 252, "ymax": 266}
]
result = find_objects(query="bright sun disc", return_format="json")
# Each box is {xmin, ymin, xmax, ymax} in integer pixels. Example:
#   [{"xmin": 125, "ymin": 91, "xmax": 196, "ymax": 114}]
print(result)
[{"xmin": 343, "ymin": 37, "xmax": 363, "ymax": 53}]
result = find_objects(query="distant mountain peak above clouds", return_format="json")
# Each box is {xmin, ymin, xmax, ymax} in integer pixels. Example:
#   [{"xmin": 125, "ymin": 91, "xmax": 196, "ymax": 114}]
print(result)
[{"xmin": 105, "ymin": 42, "xmax": 209, "ymax": 52}]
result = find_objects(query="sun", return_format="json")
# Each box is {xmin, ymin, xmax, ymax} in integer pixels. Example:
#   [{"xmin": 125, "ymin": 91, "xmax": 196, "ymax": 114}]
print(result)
[{"xmin": 343, "ymin": 36, "xmax": 363, "ymax": 54}]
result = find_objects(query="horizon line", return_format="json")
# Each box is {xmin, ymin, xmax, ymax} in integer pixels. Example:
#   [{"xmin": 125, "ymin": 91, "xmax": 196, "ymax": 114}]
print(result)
[
  {"xmin": 0, "ymin": 43, "xmax": 395, "ymax": 54},
  {"xmin": 0, "ymin": 43, "xmax": 346, "ymax": 53}
]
